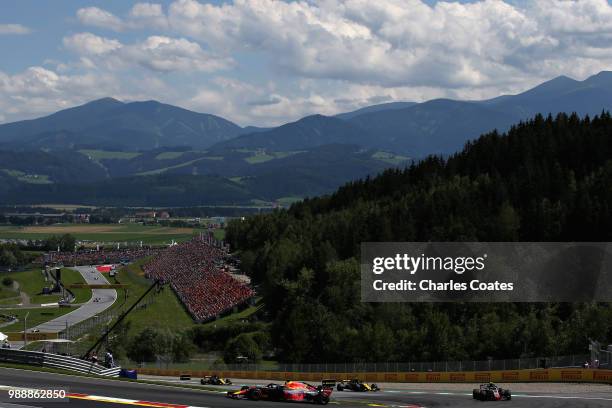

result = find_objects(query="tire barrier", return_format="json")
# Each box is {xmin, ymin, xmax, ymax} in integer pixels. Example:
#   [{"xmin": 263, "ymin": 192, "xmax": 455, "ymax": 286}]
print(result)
[
  {"xmin": 0, "ymin": 348, "xmax": 120, "ymax": 377},
  {"xmin": 134, "ymin": 367, "xmax": 612, "ymax": 384}
]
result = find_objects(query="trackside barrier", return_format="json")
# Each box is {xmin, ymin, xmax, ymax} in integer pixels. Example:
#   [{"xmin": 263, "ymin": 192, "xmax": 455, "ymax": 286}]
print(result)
[
  {"xmin": 6, "ymin": 332, "xmax": 58, "ymax": 341},
  {"xmin": 133, "ymin": 368, "xmax": 612, "ymax": 384},
  {"xmin": 0, "ymin": 349, "xmax": 120, "ymax": 377}
]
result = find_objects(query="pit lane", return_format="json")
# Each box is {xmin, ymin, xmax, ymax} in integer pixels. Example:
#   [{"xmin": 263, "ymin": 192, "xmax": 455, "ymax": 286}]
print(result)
[{"xmin": 0, "ymin": 367, "xmax": 611, "ymax": 408}]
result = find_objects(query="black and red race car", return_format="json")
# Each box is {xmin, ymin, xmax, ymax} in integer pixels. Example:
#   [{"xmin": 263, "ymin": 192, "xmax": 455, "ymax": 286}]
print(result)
[
  {"xmin": 472, "ymin": 383, "xmax": 511, "ymax": 401},
  {"xmin": 227, "ymin": 381, "xmax": 332, "ymax": 404}
]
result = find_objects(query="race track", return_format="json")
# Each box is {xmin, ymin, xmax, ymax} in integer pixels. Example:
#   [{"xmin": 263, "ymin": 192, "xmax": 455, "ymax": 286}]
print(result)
[
  {"xmin": 0, "ymin": 367, "xmax": 611, "ymax": 408},
  {"xmin": 30, "ymin": 266, "xmax": 117, "ymax": 333}
]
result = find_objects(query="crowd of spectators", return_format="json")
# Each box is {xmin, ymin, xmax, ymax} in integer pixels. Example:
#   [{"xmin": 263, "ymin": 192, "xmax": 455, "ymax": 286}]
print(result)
[
  {"xmin": 143, "ymin": 236, "xmax": 253, "ymax": 322},
  {"xmin": 43, "ymin": 247, "xmax": 163, "ymax": 266}
]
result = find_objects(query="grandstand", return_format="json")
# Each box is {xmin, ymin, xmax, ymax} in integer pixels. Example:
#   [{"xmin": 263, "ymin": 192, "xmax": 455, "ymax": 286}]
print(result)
[
  {"xmin": 43, "ymin": 247, "xmax": 164, "ymax": 266},
  {"xmin": 143, "ymin": 236, "xmax": 253, "ymax": 322}
]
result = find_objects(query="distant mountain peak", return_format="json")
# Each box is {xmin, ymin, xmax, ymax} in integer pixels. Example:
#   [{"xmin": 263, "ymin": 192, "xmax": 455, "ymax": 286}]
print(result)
[
  {"xmin": 586, "ymin": 70, "xmax": 612, "ymax": 80},
  {"xmin": 87, "ymin": 97, "xmax": 123, "ymax": 106},
  {"xmin": 584, "ymin": 71, "xmax": 612, "ymax": 89}
]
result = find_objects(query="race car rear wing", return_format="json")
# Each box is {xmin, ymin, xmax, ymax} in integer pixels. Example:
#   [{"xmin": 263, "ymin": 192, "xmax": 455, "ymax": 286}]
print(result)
[{"xmin": 321, "ymin": 379, "xmax": 336, "ymax": 388}]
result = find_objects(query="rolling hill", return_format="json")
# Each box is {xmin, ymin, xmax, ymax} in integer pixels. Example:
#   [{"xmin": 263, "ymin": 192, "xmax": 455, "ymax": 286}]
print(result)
[
  {"xmin": 211, "ymin": 114, "xmax": 372, "ymax": 152},
  {"xmin": 0, "ymin": 98, "xmax": 243, "ymax": 151}
]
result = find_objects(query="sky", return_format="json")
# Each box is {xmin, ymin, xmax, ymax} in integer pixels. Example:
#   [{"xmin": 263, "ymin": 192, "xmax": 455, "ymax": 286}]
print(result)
[{"xmin": 1, "ymin": 0, "xmax": 612, "ymax": 127}]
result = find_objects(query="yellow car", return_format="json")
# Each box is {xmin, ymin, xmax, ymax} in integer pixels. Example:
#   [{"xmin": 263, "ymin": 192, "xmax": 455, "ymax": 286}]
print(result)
[{"xmin": 201, "ymin": 375, "xmax": 232, "ymax": 385}]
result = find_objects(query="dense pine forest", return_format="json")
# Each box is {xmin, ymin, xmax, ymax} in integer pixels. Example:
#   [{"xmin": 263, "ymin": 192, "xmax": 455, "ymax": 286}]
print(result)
[{"xmin": 226, "ymin": 112, "xmax": 612, "ymax": 363}]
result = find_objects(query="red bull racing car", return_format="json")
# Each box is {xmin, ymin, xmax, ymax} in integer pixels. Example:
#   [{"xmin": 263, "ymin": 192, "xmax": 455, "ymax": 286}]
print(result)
[
  {"xmin": 472, "ymin": 383, "xmax": 511, "ymax": 401},
  {"xmin": 227, "ymin": 381, "xmax": 332, "ymax": 404}
]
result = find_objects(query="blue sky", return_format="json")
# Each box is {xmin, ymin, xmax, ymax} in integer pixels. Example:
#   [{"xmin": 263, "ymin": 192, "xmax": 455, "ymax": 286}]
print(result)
[{"xmin": 1, "ymin": 0, "xmax": 612, "ymax": 126}]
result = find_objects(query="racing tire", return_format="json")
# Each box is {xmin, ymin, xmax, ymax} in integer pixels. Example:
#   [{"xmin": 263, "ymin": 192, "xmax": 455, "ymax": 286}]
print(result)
[
  {"xmin": 472, "ymin": 390, "xmax": 478, "ymax": 399},
  {"xmin": 249, "ymin": 389, "xmax": 262, "ymax": 401},
  {"xmin": 371, "ymin": 384, "xmax": 379, "ymax": 391},
  {"xmin": 336, "ymin": 385, "xmax": 344, "ymax": 391},
  {"xmin": 315, "ymin": 395, "xmax": 330, "ymax": 405},
  {"xmin": 226, "ymin": 379, "xmax": 232, "ymax": 385}
]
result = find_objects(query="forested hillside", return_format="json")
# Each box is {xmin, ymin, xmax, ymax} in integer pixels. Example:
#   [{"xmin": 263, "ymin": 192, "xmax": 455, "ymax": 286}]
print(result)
[{"xmin": 226, "ymin": 112, "xmax": 612, "ymax": 363}]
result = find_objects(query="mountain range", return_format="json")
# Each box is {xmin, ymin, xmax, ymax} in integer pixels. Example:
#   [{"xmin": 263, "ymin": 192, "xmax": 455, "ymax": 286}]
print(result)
[{"xmin": 0, "ymin": 71, "xmax": 611, "ymax": 206}]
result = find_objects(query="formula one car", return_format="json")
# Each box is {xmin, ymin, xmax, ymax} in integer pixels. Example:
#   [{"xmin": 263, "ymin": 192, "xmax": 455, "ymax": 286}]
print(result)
[
  {"xmin": 227, "ymin": 381, "xmax": 332, "ymax": 404},
  {"xmin": 201, "ymin": 375, "xmax": 232, "ymax": 385},
  {"xmin": 472, "ymin": 383, "xmax": 511, "ymax": 401},
  {"xmin": 336, "ymin": 379, "xmax": 380, "ymax": 392}
]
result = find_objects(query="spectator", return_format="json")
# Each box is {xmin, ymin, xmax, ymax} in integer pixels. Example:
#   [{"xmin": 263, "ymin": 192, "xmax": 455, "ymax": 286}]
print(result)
[
  {"xmin": 42, "ymin": 247, "xmax": 164, "ymax": 267},
  {"xmin": 142, "ymin": 236, "xmax": 254, "ymax": 322}
]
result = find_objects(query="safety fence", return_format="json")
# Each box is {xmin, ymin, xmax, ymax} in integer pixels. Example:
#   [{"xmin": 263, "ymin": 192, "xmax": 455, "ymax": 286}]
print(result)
[
  {"xmin": 58, "ymin": 305, "xmax": 121, "ymax": 341},
  {"xmin": 58, "ymin": 287, "xmax": 157, "ymax": 341},
  {"xmin": 129, "ymin": 354, "xmax": 591, "ymax": 373},
  {"xmin": 0, "ymin": 348, "xmax": 120, "ymax": 377},
  {"xmin": 134, "ymin": 367, "xmax": 612, "ymax": 384}
]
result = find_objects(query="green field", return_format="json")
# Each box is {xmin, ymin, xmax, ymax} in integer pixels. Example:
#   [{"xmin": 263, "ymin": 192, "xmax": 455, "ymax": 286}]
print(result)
[
  {"xmin": 0, "ymin": 267, "xmax": 90, "ymax": 306},
  {"xmin": 108, "ymin": 259, "xmax": 259, "ymax": 335},
  {"xmin": 1, "ymin": 169, "xmax": 52, "ymax": 184},
  {"xmin": 0, "ymin": 269, "xmax": 57, "ymax": 305},
  {"xmin": 0, "ymin": 284, "xmax": 19, "ymax": 303},
  {"xmin": 155, "ymin": 151, "xmax": 186, "ymax": 160},
  {"xmin": 0, "ymin": 307, "xmax": 75, "ymax": 332},
  {"xmin": 201, "ymin": 298, "xmax": 263, "ymax": 328},
  {"xmin": 61, "ymin": 268, "xmax": 92, "ymax": 304},
  {"xmin": 109, "ymin": 259, "xmax": 195, "ymax": 336},
  {"xmin": 244, "ymin": 152, "xmax": 275, "ymax": 164},
  {"xmin": 372, "ymin": 151, "xmax": 410, "ymax": 165},
  {"xmin": 79, "ymin": 150, "xmax": 141, "ymax": 160},
  {"xmin": 136, "ymin": 156, "xmax": 224, "ymax": 176},
  {"xmin": 0, "ymin": 224, "xmax": 199, "ymax": 244},
  {"xmin": 213, "ymin": 229, "xmax": 226, "ymax": 241},
  {"xmin": 0, "ymin": 268, "xmax": 88, "ymax": 332},
  {"xmin": 136, "ymin": 158, "xmax": 207, "ymax": 176},
  {"xmin": 244, "ymin": 150, "xmax": 304, "ymax": 164},
  {"xmin": 276, "ymin": 196, "xmax": 303, "ymax": 206}
]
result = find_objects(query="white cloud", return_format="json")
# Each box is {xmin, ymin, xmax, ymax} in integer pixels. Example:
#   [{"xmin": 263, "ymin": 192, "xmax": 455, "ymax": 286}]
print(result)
[
  {"xmin": 155, "ymin": 0, "xmax": 612, "ymax": 90},
  {"xmin": 63, "ymin": 32, "xmax": 122, "ymax": 55},
  {"xmin": 0, "ymin": 23, "xmax": 31, "ymax": 35},
  {"xmin": 72, "ymin": 1, "xmax": 612, "ymax": 90},
  {"xmin": 130, "ymin": 3, "xmax": 169, "ymax": 29},
  {"xmin": 122, "ymin": 35, "xmax": 231, "ymax": 72},
  {"xmin": 0, "ymin": 67, "xmax": 121, "ymax": 122},
  {"xmin": 76, "ymin": 7, "xmax": 125, "ymax": 32},
  {"xmin": 63, "ymin": 33, "xmax": 232, "ymax": 73}
]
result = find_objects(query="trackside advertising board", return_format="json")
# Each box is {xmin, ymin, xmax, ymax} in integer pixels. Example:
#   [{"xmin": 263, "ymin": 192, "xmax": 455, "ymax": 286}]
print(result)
[{"xmin": 134, "ymin": 368, "xmax": 612, "ymax": 384}]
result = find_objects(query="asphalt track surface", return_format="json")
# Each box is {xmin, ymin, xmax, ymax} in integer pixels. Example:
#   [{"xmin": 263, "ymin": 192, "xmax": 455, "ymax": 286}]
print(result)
[
  {"xmin": 0, "ymin": 368, "xmax": 611, "ymax": 408},
  {"xmin": 30, "ymin": 266, "xmax": 117, "ymax": 333}
]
